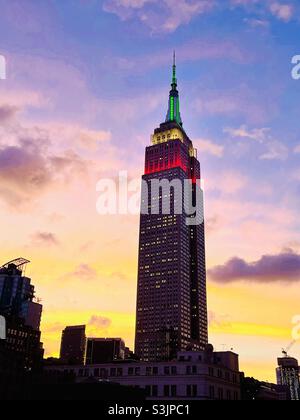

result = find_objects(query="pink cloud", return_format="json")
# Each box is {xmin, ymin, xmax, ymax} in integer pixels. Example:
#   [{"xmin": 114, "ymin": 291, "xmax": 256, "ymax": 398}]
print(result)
[{"xmin": 194, "ymin": 138, "xmax": 224, "ymax": 157}]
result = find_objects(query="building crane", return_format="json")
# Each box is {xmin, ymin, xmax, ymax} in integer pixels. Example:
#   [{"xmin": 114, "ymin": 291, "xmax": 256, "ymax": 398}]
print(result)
[{"xmin": 282, "ymin": 340, "xmax": 296, "ymax": 357}]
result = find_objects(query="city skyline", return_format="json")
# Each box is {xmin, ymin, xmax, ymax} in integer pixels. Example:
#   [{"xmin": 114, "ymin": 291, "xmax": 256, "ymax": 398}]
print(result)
[{"xmin": 0, "ymin": 0, "xmax": 300, "ymax": 383}]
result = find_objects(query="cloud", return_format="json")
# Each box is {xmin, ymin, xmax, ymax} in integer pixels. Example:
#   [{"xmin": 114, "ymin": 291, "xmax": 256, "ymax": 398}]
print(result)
[
  {"xmin": 103, "ymin": 0, "xmax": 295, "ymax": 33},
  {"xmin": 243, "ymin": 18, "xmax": 270, "ymax": 29},
  {"xmin": 224, "ymin": 125, "xmax": 289, "ymax": 160},
  {"xmin": 31, "ymin": 231, "xmax": 59, "ymax": 246},
  {"xmin": 71, "ymin": 264, "xmax": 98, "ymax": 281},
  {"xmin": 206, "ymin": 170, "xmax": 248, "ymax": 194},
  {"xmin": 194, "ymin": 138, "xmax": 224, "ymax": 157},
  {"xmin": 88, "ymin": 315, "xmax": 112, "ymax": 329},
  {"xmin": 0, "ymin": 105, "xmax": 18, "ymax": 123},
  {"xmin": 0, "ymin": 133, "xmax": 88, "ymax": 208},
  {"xmin": 194, "ymin": 85, "xmax": 278, "ymax": 124},
  {"xmin": 269, "ymin": 2, "xmax": 294, "ymax": 22},
  {"xmin": 230, "ymin": 0, "xmax": 295, "ymax": 23},
  {"xmin": 259, "ymin": 140, "xmax": 289, "ymax": 161},
  {"xmin": 103, "ymin": 0, "xmax": 215, "ymax": 33},
  {"xmin": 209, "ymin": 249, "xmax": 300, "ymax": 283},
  {"xmin": 224, "ymin": 125, "xmax": 270, "ymax": 143},
  {"xmin": 294, "ymin": 144, "xmax": 300, "ymax": 154}
]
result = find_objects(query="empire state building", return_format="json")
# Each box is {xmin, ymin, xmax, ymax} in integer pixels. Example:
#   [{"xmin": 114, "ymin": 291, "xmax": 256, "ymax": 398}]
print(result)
[{"xmin": 135, "ymin": 55, "xmax": 208, "ymax": 362}]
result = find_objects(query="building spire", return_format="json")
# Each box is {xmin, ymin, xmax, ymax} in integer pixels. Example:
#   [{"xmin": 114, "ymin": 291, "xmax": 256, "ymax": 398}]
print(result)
[
  {"xmin": 172, "ymin": 50, "xmax": 177, "ymax": 88},
  {"xmin": 166, "ymin": 51, "xmax": 183, "ymax": 126}
]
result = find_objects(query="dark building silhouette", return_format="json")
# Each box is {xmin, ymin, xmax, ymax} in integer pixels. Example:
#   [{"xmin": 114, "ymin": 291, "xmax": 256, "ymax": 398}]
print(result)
[
  {"xmin": 0, "ymin": 259, "xmax": 44, "ymax": 384},
  {"xmin": 60, "ymin": 325, "xmax": 86, "ymax": 365},
  {"xmin": 135, "ymin": 55, "xmax": 208, "ymax": 361},
  {"xmin": 86, "ymin": 338, "xmax": 125, "ymax": 364},
  {"xmin": 240, "ymin": 375, "xmax": 289, "ymax": 400},
  {"xmin": 276, "ymin": 355, "xmax": 300, "ymax": 400},
  {"xmin": 0, "ymin": 258, "xmax": 42, "ymax": 330}
]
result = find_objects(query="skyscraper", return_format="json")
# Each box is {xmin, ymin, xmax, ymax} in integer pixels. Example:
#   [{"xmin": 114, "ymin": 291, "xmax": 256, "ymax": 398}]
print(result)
[
  {"xmin": 0, "ymin": 258, "xmax": 44, "ymax": 375},
  {"xmin": 0, "ymin": 258, "xmax": 42, "ymax": 330},
  {"xmin": 135, "ymin": 55, "xmax": 208, "ymax": 362},
  {"xmin": 60, "ymin": 325, "xmax": 86, "ymax": 365}
]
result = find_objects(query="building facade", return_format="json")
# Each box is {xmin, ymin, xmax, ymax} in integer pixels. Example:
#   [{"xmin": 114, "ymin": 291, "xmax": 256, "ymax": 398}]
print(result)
[
  {"xmin": 60, "ymin": 325, "xmax": 86, "ymax": 365},
  {"xmin": 86, "ymin": 338, "xmax": 125, "ymax": 365},
  {"xmin": 135, "ymin": 56, "xmax": 208, "ymax": 362},
  {"xmin": 0, "ymin": 258, "xmax": 42, "ymax": 330},
  {"xmin": 0, "ymin": 258, "xmax": 44, "ymax": 380},
  {"xmin": 276, "ymin": 356, "xmax": 300, "ymax": 400},
  {"xmin": 45, "ymin": 348, "xmax": 241, "ymax": 400}
]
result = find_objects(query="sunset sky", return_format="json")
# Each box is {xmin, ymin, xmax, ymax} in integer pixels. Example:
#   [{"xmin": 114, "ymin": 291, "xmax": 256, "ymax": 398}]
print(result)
[{"xmin": 0, "ymin": 0, "xmax": 300, "ymax": 382}]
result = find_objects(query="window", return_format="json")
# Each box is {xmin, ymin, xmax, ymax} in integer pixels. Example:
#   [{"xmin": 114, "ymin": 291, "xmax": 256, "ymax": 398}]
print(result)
[
  {"xmin": 171, "ymin": 385, "xmax": 177, "ymax": 397},
  {"xmin": 153, "ymin": 366, "xmax": 158, "ymax": 375},
  {"xmin": 152, "ymin": 385, "xmax": 158, "ymax": 397},
  {"xmin": 218, "ymin": 388, "xmax": 224, "ymax": 400},
  {"xmin": 226, "ymin": 390, "xmax": 231, "ymax": 400},
  {"xmin": 128, "ymin": 367, "xmax": 134, "ymax": 376},
  {"xmin": 209, "ymin": 386, "xmax": 215, "ymax": 400},
  {"xmin": 164, "ymin": 366, "xmax": 170, "ymax": 375},
  {"xmin": 171, "ymin": 366, "xmax": 177, "ymax": 375},
  {"xmin": 164, "ymin": 385, "xmax": 170, "ymax": 397},
  {"xmin": 187, "ymin": 385, "xmax": 197, "ymax": 397}
]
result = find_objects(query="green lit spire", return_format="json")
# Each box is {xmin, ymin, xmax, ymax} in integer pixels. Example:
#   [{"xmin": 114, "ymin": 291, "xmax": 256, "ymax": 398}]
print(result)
[{"xmin": 166, "ymin": 51, "xmax": 183, "ymax": 126}]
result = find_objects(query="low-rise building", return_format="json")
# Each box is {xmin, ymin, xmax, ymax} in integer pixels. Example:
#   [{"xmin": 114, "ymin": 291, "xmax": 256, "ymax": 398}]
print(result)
[{"xmin": 45, "ymin": 347, "xmax": 241, "ymax": 400}]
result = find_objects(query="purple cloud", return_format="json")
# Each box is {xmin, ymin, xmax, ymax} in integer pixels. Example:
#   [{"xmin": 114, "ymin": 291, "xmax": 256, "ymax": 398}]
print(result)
[
  {"xmin": 0, "ymin": 105, "xmax": 18, "ymax": 123},
  {"xmin": 0, "ymin": 133, "xmax": 87, "ymax": 208},
  {"xmin": 32, "ymin": 231, "xmax": 59, "ymax": 246},
  {"xmin": 88, "ymin": 315, "xmax": 112, "ymax": 329},
  {"xmin": 71, "ymin": 264, "xmax": 97, "ymax": 281},
  {"xmin": 209, "ymin": 250, "xmax": 300, "ymax": 283}
]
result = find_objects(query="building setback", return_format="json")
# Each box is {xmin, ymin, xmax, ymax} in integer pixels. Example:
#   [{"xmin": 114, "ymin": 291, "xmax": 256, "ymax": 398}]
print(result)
[{"xmin": 135, "ymin": 55, "xmax": 208, "ymax": 361}]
